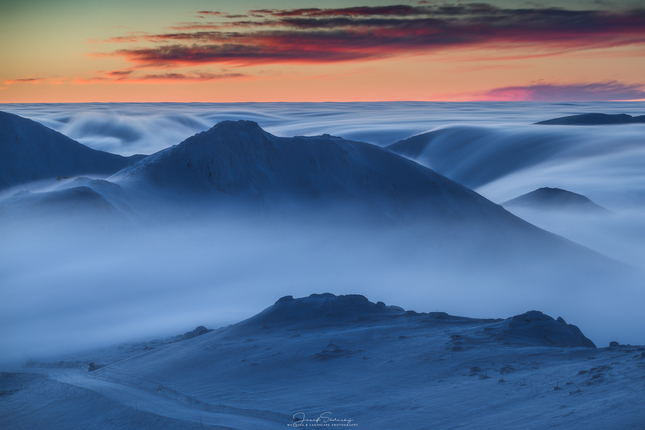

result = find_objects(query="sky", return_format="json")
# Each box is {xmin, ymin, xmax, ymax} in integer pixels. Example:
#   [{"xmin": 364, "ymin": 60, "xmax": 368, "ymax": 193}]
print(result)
[{"xmin": 1, "ymin": 0, "xmax": 645, "ymax": 102}]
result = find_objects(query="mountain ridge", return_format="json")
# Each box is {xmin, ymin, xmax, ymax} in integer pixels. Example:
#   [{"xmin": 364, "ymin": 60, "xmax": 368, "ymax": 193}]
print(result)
[
  {"xmin": 0, "ymin": 111, "xmax": 145, "ymax": 191},
  {"xmin": 110, "ymin": 120, "xmax": 517, "ymax": 224},
  {"xmin": 536, "ymin": 113, "xmax": 645, "ymax": 125}
]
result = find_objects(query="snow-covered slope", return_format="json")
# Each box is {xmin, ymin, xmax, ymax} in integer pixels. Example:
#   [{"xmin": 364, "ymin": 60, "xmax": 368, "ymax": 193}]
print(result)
[
  {"xmin": 0, "ymin": 111, "xmax": 144, "ymax": 191},
  {"xmin": 536, "ymin": 113, "xmax": 645, "ymax": 125},
  {"xmin": 503, "ymin": 187, "xmax": 610, "ymax": 214},
  {"xmin": 109, "ymin": 120, "xmax": 516, "ymax": 223},
  {"xmin": 232, "ymin": 294, "xmax": 596, "ymax": 347},
  {"xmin": 5, "ymin": 293, "xmax": 644, "ymax": 430}
]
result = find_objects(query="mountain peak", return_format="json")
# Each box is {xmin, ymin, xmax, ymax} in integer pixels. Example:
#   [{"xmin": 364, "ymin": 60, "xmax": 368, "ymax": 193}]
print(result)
[
  {"xmin": 492, "ymin": 310, "xmax": 596, "ymax": 347},
  {"xmin": 181, "ymin": 119, "xmax": 275, "ymax": 153},
  {"xmin": 236, "ymin": 293, "xmax": 407, "ymax": 331},
  {"xmin": 0, "ymin": 111, "xmax": 144, "ymax": 190},
  {"xmin": 503, "ymin": 187, "xmax": 609, "ymax": 213},
  {"xmin": 536, "ymin": 113, "xmax": 645, "ymax": 125},
  {"xmin": 112, "ymin": 119, "xmax": 515, "ymax": 223},
  {"xmin": 202, "ymin": 120, "xmax": 270, "ymax": 141},
  {"xmin": 208, "ymin": 120, "xmax": 262, "ymax": 132}
]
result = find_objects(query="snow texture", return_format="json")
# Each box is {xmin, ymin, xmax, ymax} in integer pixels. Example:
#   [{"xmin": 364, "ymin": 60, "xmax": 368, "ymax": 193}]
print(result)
[{"xmin": 3, "ymin": 294, "xmax": 644, "ymax": 430}]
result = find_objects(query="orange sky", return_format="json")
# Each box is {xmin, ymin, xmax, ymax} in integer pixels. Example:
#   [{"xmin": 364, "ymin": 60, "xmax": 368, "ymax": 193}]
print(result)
[{"xmin": 2, "ymin": 0, "xmax": 644, "ymax": 102}]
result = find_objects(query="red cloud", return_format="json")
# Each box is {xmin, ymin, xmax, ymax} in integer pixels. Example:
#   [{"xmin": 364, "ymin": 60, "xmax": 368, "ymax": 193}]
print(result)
[{"xmin": 97, "ymin": 4, "xmax": 645, "ymax": 68}]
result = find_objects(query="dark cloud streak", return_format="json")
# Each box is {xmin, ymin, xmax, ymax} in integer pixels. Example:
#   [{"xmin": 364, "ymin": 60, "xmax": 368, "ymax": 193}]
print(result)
[
  {"xmin": 5, "ymin": 77, "xmax": 45, "ymax": 84},
  {"xmin": 135, "ymin": 72, "xmax": 245, "ymax": 81},
  {"xmin": 73, "ymin": 71, "xmax": 245, "ymax": 84},
  {"xmin": 250, "ymin": 5, "xmax": 427, "ymax": 17},
  {"xmin": 114, "ymin": 41, "xmax": 376, "ymax": 67}
]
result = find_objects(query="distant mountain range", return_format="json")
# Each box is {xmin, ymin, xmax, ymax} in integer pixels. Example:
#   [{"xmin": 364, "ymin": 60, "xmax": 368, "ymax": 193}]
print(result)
[{"xmin": 536, "ymin": 113, "xmax": 645, "ymax": 125}]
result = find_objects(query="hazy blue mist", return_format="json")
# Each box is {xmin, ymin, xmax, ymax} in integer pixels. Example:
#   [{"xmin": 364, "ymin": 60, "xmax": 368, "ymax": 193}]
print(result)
[{"xmin": 1, "ymin": 102, "xmax": 644, "ymax": 366}]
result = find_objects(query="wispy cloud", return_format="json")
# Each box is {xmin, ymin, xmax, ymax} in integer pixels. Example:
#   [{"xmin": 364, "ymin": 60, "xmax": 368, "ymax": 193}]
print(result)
[
  {"xmin": 249, "ymin": 5, "xmax": 429, "ymax": 17},
  {"xmin": 105, "ymin": 70, "xmax": 134, "ymax": 80},
  {"xmin": 95, "ymin": 4, "xmax": 645, "ymax": 68},
  {"xmin": 133, "ymin": 72, "xmax": 245, "ymax": 82},
  {"xmin": 5, "ymin": 77, "xmax": 46, "ymax": 84},
  {"xmin": 197, "ymin": 11, "xmax": 248, "ymax": 18},
  {"xmin": 73, "ymin": 70, "xmax": 245, "ymax": 84},
  {"xmin": 482, "ymin": 81, "xmax": 645, "ymax": 101},
  {"xmin": 168, "ymin": 23, "xmax": 222, "ymax": 31}
]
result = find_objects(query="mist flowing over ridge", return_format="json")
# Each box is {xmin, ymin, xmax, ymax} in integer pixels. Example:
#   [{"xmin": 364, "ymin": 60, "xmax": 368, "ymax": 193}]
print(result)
[
  {"xmin": 2, "ymin": 101, "xmax": 644, "ymax": 156},
  {"xmin": 386, "ymin": 118, "xmax": 645, "ymax": 267},
  {"xmin": 386, "ymin": 122, "xmax": 645, "ymax": 208},
  {"xmin": 0, "ymin": 111, "xmax": 144, "ymax": 191}
]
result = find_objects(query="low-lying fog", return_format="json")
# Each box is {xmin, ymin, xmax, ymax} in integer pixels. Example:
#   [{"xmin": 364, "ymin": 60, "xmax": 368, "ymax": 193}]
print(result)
[
  {"xmin": 0, "ymin": 213, "xmax": 643, "ymax": 366},
  {"xmin": 1, "ymin": 102, "xmax": 644, "ymax": 367}
]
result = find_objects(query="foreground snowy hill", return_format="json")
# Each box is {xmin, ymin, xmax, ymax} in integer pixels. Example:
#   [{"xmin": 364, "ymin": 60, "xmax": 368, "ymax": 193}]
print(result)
[
  {"xmin": 0, "ymin": 111, "xmax": 144, "ymax": 191},
  {"xmin": 3, "ymin": 293, "xmax": 644, "ymax": 430}
]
